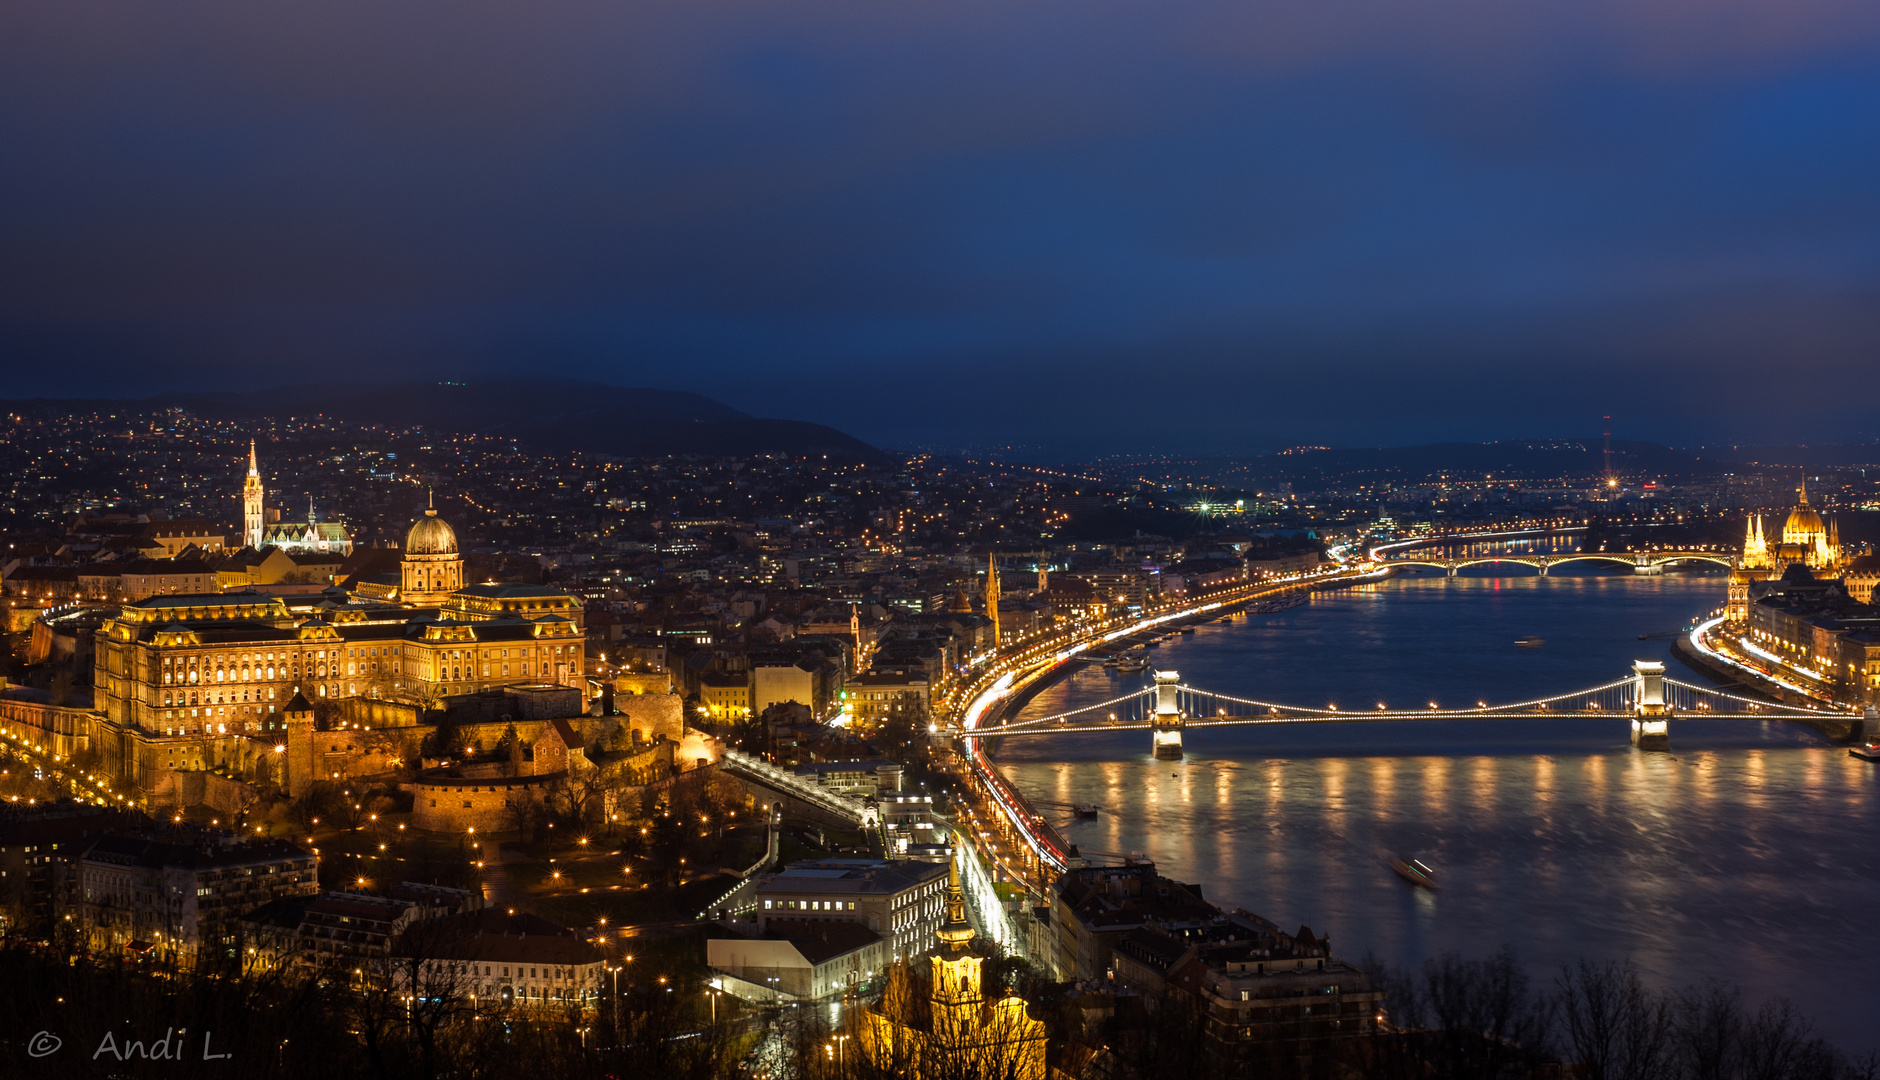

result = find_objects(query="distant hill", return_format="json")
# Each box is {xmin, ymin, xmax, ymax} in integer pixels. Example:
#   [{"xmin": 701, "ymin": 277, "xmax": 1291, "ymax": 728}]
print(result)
[
  {"xmin": 3, "ymin": 380, "xmax": 886, "ymax": 461},
  {"xmin": 1691, "ymin": 444, "xmax": 1880, "ymax": 468},
  {"xmin": 1241, "ymin": 439, "xmax": 1724, "ymax": 486}
]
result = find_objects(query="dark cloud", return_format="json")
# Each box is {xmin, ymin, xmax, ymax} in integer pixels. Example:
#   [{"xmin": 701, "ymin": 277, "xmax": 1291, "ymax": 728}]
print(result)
[{"xmin": 3, "ymin": 0, "xmax": 1880, "ymax": 452}]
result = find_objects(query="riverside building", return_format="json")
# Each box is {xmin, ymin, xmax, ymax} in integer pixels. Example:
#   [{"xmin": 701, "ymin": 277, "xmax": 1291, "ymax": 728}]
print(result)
[{"xmin": 754, "ymin": 859, "xmax": 950, "ymax": 961}]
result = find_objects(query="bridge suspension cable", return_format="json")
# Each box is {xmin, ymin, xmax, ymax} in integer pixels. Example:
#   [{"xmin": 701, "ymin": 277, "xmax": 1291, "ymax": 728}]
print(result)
[
  {"xmin": 1660, "ymin": 676, "xmax": 1847, "ymax": 715},
  {"xmin": 982, "ymin": 687, "xmax": 1155, "ymax": 732},
  {"xmin": 1175, "ymin": 677, "xmax": 1637, "ymax": 719}
]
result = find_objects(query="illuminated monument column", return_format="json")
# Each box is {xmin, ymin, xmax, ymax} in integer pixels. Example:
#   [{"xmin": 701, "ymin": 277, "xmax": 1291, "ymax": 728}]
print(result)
[
  {"xmin": 1151, "ymin": 669, "xmax": 1184, "ymax": 760},
  {"xmin": 1630, "ymin": 660, "xmax": 1671, "ymax": 751}
]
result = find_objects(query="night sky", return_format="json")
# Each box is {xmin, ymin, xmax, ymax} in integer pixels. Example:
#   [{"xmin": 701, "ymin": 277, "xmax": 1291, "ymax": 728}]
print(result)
[{"xmin": 4, "ymin": 0, "xmax": 1879, "ymax": 454}]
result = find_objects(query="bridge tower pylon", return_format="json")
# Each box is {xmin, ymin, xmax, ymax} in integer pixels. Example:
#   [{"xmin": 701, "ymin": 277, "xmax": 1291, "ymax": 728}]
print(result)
[
  {"xmin": 1151, "ymin": 670, "xmax": 1184, "ymax": 760},
  {"xmin": 1631, "ymin": 659, "xmax": 1671, "ymax": 750}
]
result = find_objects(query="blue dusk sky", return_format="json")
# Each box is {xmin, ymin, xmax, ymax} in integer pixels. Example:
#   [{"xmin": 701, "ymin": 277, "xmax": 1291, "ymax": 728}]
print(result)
[{"xmin": 3, "ymin": 0, "xmax": 1879, "ymax": 454}]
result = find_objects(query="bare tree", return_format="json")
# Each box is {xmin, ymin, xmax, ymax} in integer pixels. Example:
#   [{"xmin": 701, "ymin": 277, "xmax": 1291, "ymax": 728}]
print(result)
[
  {"xmin": 544, "ymin": 769, "xmax": 609, "ymax": 829},
  {"xmin": 1421, "ymin": 948, "xmax": 1548, "ymax": 1080},
  {"xmin": 1739, "ymin": 998, "xmax": 1840, "ymax": 1080},
  {"xmin": 1675, "ymin": 980, "xmax": 1746, "ymax": 1080},
  {"xmin": 1556, "ymin": 958, "xmax": 1674, "ymax": 1080},
  {"xmin": 381, "ymin": 916, "xmax": 491, "ymax": 1080}
]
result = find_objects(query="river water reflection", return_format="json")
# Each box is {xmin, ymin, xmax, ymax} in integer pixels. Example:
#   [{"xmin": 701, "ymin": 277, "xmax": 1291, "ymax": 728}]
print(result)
[{"xmin": 997, "ymin": 571, "xmax": 1880, "ymax": 1050}]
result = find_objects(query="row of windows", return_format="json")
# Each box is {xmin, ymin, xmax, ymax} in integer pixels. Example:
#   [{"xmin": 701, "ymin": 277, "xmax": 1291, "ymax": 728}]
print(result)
[
  {"xmin": 162, "ymin": 687, "xmax": 281, "ymax": 707},
  {"xmin": 765, "ymin": 899, "xmax": 857, "ymax": 912},
  {"xmin": 163, "ymin": 649, "xmax": 341, "ymax": 668},
  {"xmin": 441, "ymin": 961, "xmax": 586, "ymax": 981}
]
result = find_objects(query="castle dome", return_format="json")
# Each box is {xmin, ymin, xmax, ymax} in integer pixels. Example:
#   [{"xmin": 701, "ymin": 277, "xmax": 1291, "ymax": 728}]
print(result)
[{"xmin": 405, "ymin": 505, "xmax": 458, "ymax": 556}]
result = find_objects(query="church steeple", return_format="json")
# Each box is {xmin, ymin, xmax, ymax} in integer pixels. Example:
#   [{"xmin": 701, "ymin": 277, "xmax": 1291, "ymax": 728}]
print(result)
[
  {"xmin": 985, "ymin": 552, "xmax": 1001, "ymax": 648},
  {"xmin": 242, "ymin": 438, "xmax": 266, "ymax": 549},
  {"xmin": 937, "ymin": 849, "xmax": 976, "ymax": 956},
  {"xmin": 928, "ymin": 847, "xmax": 984, "ymax": 1020},
  {"xmin": 1742, "ymin": 514, "xmax": 1768, "ymax": 569}
]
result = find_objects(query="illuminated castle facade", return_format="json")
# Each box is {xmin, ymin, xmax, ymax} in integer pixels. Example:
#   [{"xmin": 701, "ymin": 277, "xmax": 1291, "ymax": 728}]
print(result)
[
  {"xmin": 1728, "ymin": 483, "xmax": 1845, "ymax": 622},
  {"xmin": 86, "ymin": 494, "xmax": 588, "ymax": 807},
  {"xmin": 239, "ymin": 440, "xmax": 353, "ymax": 555}
]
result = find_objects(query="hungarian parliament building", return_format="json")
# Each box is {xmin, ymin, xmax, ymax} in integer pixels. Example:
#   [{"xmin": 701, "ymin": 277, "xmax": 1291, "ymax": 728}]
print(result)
[{"xmin": 1726, "ymin": 484, "xmax": 1880, "ymax": 703}]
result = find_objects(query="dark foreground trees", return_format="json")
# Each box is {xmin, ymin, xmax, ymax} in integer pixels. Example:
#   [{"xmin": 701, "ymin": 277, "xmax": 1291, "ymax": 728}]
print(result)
[
  {"xmin": 1353, "ymin": 951, "xmax": 1878, "ymax": 1080},
  {"xmin": 6, "ymin": 938, "xmax": 1876, "ymax": 1080},
  {"xmin": 0, "ymin": 939, "xmax": 740, "ymax": 1080}
]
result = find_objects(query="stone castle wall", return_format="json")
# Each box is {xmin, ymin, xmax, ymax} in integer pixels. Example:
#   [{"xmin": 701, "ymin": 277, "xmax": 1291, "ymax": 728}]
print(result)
[
  {"xmin": 408, "ymin": 771, "xmax": 557, "ymax": 833},
  {"xmin": 619, "ymin": 693, "xmax": 683, "ymax": 744}
]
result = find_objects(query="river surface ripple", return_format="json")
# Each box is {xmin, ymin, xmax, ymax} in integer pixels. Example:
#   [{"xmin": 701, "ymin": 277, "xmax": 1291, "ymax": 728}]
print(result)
[{"xmin": 997, "ymin": 571, "xmax": 1880, "ymax": 1051}]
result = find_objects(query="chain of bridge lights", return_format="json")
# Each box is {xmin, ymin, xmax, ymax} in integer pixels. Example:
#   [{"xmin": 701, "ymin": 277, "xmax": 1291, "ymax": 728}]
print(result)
[
  {"xmin": 1177, "ymin": 677, "xmax": 1637, "ymax": 719},
  {"xmin": 1661, "ymin": 674, "xmax": 1842, "ymax": 715},
  {"xmin": 988, "ymin": 688, "xmax": 1156, "ymax": 731}
]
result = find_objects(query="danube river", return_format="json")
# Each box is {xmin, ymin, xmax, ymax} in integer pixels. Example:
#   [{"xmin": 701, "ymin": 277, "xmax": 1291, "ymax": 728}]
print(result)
[{"xmin": 998, "ymin": 570, "xmax": 1880, "ymax": 1051}]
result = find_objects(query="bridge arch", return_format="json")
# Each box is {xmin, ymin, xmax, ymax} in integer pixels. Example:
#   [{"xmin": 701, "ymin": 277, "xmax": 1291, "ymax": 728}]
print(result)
[
  {"xmin": 1647, "ymin": 554, "xmax": 1733, "ymax": 569},
  {"xmin": 1382, "ymin": 558, "xmax": 1454, "ymax": 572},
  {"xmin": 1444, "ymin": 556, "xmax": 1546, "ymax": 573},
  {"xmin": 1532, "ymin": 553, "xmax": 1640, "ymax": 570}
]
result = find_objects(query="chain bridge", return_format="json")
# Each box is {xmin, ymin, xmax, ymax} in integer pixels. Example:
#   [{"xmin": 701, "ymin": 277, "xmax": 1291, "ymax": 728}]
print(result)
[{"xmin": 968, "ymin": 662, "xmax": 1860, "ymax": 759}]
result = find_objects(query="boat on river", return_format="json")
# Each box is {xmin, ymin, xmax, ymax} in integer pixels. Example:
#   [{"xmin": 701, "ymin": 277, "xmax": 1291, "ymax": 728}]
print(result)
[
  {"xmin": 1850, "ymin": 743, "xmax": 1880, "ymax": 762},
  {"xmin": 1515, "ymin": 636, "xmax": 1545, "ymax": 648},
  {"xmin": 1391, "ymin": 857, "xmax": 1438, "ymax": 889},
  {"xmin": 1073, "ymin": 804, "xmax": 1099, "ymax": 818}
]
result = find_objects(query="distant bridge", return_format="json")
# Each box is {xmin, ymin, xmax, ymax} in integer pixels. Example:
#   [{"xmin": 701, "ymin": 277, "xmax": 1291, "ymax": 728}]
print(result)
[
  {"xmin": 1366, "ymin": 525, "xmax": 1736, "ymax": 576},
  {"xmin": 1379, "ymin": 550, "xmax": 1734, "ymax": 576},
  {"xmin": 971, "ymin": 664, "xmax": 1859, "ymax": 759}
]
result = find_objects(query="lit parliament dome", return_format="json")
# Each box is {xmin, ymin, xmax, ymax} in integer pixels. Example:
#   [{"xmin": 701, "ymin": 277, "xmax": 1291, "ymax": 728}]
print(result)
[
  {"xmin": 1783, "ymin": 505, "xmax": 1825, "ymax": 542},
  {"xmin": 405, "ymin": 497, "xmax": 458, "ymax": 555},
  {"xmin": 1782, "ymin": 482, "xmax": 1825, "ymax": 545}
]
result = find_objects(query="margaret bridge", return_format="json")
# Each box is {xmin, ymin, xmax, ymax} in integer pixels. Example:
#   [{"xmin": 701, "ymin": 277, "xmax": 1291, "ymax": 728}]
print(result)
[{"xmin": 1366, "ymin": 525, "xmax": 1737, "ymax": 577}]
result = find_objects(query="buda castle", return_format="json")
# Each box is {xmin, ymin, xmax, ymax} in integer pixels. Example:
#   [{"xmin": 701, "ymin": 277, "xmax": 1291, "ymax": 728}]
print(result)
[{"xmin": 82, "ymin": 481, "xmax": 589, "ymax": 808}]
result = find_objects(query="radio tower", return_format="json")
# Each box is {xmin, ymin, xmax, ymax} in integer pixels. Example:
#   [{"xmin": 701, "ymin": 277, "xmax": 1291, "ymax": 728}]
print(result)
[{"xmin": 1602, "ymin": 416, "xmax": 1614, "ymax": 490}]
